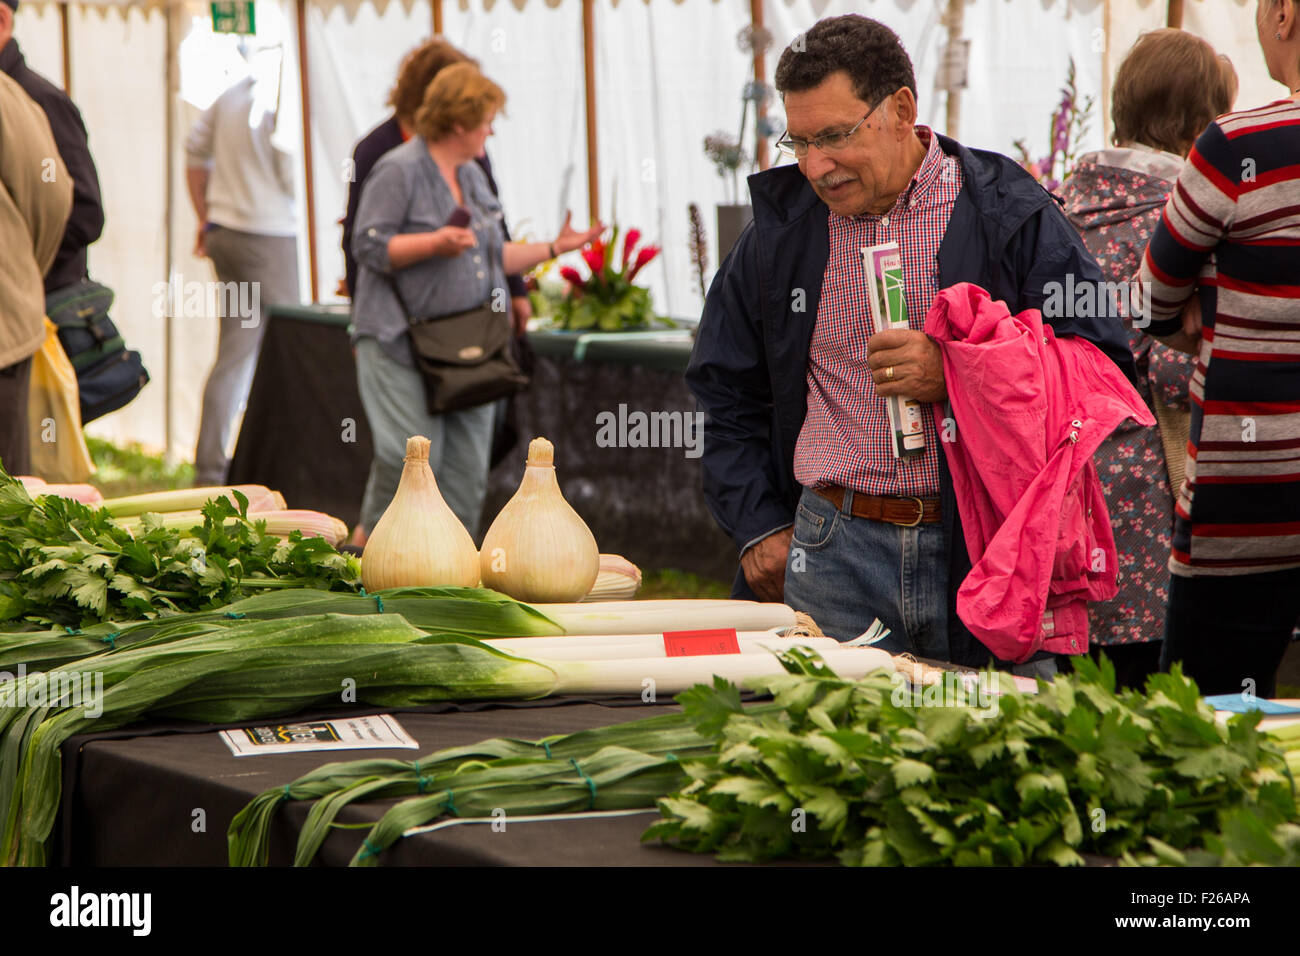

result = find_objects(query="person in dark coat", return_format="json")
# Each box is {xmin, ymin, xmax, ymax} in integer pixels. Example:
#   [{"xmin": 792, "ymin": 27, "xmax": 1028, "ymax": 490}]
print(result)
[
  {"xmin": 685, "ymin": 15, "xmax": 1135, "ymax": 671},
  {"xmin": 0, "ymin": 0, "xmax": 104, "ymax": 298}
]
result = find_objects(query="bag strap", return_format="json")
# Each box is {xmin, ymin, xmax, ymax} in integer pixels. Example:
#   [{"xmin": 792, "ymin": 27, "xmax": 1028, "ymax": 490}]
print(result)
[
  {"xmin": 383, "ymin": 272, "xmax": 420, "ymax": 328},
  {"xmin": 385, "ymin": 270, "xmax": 494, "ymax": 326}
]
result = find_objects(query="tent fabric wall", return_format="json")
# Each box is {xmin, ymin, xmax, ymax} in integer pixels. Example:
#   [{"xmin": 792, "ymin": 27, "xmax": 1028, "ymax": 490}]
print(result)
[
  {"xmin": 11, "ymin": 0, "xmax": 1285, "ymax": 461},
  {"xmin": 592, "ymin": 0, "xmax": 751, "ymax": 319},
  {"xmin": 10, "ymin": 2, "xmax": 61, "ymax": 69},
  {"xmin": 305, "ymin": 0, "xmax": 435, "ymax": 303},
  {"xmin": 71, "ymin": 5, "xmax": 173, "ymax": 455},
  {"xmin": 765, "ymin": 1, "xmax": 1106, "ymax": 158}
]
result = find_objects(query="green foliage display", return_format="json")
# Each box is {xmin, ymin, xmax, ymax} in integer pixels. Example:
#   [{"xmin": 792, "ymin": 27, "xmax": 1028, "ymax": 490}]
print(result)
[
  {"xmin": 645, "ymin": 652, "xmax": 1300, "ymax": 866},
  {"xmin": 0, "ymin": 467, "xmax": 359, "ymax": 629},
  {"xmin": 552, "ymin": 226, "xmax": 666, "ymax": 332}
]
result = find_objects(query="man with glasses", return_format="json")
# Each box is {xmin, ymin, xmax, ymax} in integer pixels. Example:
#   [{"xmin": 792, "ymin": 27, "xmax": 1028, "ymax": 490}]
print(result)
[{"xmin": 686, "ymin": 15, "xmax": 1134, "ymax": 669}]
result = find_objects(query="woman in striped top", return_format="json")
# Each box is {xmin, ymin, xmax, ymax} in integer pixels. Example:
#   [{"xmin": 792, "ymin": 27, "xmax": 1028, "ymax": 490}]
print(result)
[{"xmin": 1139, "ymin": 0, "xmax": 1300, "ymax": 697}]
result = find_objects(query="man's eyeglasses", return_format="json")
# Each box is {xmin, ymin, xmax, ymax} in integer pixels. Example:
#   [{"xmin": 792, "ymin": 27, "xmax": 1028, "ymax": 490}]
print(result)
[{"xmin": 776, "ymin": 96, "xmax": 887, "ymax": 159}]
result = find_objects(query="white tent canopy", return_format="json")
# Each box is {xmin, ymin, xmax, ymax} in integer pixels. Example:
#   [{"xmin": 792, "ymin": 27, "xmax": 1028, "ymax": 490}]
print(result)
[{"xmin": 11, "ymin": 0, "xmax": 1285, "ymax": 462}]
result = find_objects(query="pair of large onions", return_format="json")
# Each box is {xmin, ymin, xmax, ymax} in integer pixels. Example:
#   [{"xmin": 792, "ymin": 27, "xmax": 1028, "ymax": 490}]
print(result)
[{"xmin": 361, "ymin": 435, "xmax": 599, "ymax": 603}]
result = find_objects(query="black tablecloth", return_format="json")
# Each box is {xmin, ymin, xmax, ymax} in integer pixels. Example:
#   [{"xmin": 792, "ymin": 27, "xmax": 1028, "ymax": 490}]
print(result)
[
  {"xmin": 54, "ymin": 698, "xmax": 729, "ymax": 867},
  {"xmin": 482, "ymin": 348, "xmax": 736, "ymax": 583},
  {"xmin": 226, "ymin": 306, "xmax": 373, "ymax": 529},
  {"xmin": 227, "ymin": 306, "xmax": 736, "ymax": 581}
]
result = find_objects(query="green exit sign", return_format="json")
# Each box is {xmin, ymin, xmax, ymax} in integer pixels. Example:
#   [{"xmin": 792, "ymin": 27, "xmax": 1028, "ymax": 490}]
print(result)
[{"xmin": 210, "ymin": 2, "xmax": 256, "ymax": 35}]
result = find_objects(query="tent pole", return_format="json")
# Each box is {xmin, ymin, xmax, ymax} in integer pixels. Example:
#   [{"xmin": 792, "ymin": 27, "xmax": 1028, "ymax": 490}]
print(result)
[
  {"xmin": 432, "ymin": 0, "xmax": 443, "ymax": 35},
  {"xmin": 942, "ymin": 0, "xmax": 964, "ymax": 140},
  {"xmin": 58, "ymin": 2, "xmax": 70, "ymax": 92},
  {"xmin": 1101, "ymin": 0, "xmax": 1112, "ymax": 149},
  {"xmin": 582, "ymin": 0, "xmax": 598, "ymax": 220},
  {"xmin": 164, "ymin": 1, "xmax": 178, "ymax": 462},
  {"xmin": 1167, "ymin": 0, "xmax": 1184, "ymax": 29},
  {"xmin": 295, "ymin": 0, "xmax": 320, "ymax": 302},
  {"xmin": 749, "ymin": 0, "xmax": 767, "ymax": 170}
]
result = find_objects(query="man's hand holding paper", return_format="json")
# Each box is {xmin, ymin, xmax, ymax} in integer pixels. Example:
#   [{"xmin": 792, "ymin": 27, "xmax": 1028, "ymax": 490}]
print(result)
[{"xmin": 867, "ymin": 328, "xmax": 948, "ymax": 403}]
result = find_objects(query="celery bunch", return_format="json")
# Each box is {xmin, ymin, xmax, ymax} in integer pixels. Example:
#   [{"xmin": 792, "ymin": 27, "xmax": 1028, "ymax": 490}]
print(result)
[
  {"xmin": 230, "ymin": 654, "xmax": 1300, "ymax": 868},
  {"xmin": 647, "ymin": 654, "xmax": 1300, "ymax": 866}
]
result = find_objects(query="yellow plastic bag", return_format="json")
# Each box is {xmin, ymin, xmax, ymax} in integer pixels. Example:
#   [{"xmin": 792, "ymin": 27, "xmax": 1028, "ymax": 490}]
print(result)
[{"xmin": 28, "ymin": 317, "xmax": 95, "ymax": 483}]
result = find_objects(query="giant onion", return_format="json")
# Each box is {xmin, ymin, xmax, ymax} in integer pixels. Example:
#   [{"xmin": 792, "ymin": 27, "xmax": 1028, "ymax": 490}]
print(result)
[{"xmin": 480, "ymin": 437, "xmax": 600, "ymax": 602}]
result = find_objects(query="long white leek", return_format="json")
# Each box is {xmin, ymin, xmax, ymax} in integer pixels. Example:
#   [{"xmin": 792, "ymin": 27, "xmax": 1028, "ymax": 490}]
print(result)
[
  {"xmin": 484, "ymin": 633, "xmax": 842, "ymax": 660},
  {"xmin": 532, "ymin": 600, "xmax": 799, "ymax": 635},
  {"xmin": 542, "ymin": 646, "xmax": 894, "ymax": 697}
]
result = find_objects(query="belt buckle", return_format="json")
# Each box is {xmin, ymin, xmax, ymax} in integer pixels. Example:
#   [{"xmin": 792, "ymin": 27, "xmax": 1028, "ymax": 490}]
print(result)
[{"xmin": 898, "ymin": 496, "xmax": 925, "ymax": 528}]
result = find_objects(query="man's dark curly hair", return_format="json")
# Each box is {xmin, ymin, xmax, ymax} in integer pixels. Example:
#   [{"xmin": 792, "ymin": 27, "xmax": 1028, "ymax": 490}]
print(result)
[{"xmin": 774, "ymin": 15, "xmax": 917, "ymax": 107}]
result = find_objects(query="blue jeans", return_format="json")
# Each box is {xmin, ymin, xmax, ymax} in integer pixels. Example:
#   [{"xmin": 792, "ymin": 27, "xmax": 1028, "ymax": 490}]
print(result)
[
  {"xmin": 355, "ymin": 337, "xmax": 495, "ymax": 537},
  {"xmin": 783, "ymin": 487, "xmax": 950, "ymax": 658}
]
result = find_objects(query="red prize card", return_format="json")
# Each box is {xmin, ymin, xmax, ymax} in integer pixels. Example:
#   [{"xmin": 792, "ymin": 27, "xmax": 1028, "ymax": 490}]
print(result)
[{"xmin": 662, "ymin": 628, "xmax": 741, "ymax": 657}]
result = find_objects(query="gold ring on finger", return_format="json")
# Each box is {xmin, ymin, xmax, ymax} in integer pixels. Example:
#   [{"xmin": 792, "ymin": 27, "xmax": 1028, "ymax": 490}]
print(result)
[{"xmin": 886, "ymin": 365, "xmax": 895, "ymax": 381}]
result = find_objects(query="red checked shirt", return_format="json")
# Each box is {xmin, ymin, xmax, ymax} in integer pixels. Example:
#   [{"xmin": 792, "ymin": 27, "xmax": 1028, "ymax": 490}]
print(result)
[{"xmin": 794, "ymin": 126, "xmax": 962, "ymax": 498}]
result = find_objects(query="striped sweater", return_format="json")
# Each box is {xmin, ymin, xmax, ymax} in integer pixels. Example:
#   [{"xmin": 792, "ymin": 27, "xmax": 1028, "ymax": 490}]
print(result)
[{"xmin": 1140, "ymin": 98, "xmax": 1300, "ymax": 577}]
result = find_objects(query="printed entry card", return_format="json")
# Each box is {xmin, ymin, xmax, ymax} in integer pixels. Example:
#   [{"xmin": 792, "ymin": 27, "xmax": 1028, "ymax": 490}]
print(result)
[{"xmin": 220, "ymin": 714, "xmax": 419, "ymax": 757}]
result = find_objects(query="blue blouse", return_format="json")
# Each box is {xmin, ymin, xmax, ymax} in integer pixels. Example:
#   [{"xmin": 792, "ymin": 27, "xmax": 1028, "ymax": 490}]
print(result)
[{"xmin": 351, "ymin": 136, "xmax": 509, "ymax": 366}]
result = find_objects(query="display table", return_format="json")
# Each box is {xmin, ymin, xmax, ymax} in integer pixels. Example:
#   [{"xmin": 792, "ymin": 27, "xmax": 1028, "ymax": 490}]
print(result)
[
  {"xmin": 228, "ymin": 305, "xmax": 737, "ymax": 581},
  {"xmin": 483, "ymin": 324, "xmax": 737, "ymax": 583},
  {"xmin": 226, "ymin": 304, "xmax": 372, "ymax": 529},
  {"xmin": 53, "ymin": 698, "xmax": 729, "ymax": 867}
]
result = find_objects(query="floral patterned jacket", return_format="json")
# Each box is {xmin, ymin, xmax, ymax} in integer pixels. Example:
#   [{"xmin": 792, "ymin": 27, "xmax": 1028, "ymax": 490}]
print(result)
[{"xmin": 1056, "ymin": 149, "xmax": 1194, "ymax": 645}]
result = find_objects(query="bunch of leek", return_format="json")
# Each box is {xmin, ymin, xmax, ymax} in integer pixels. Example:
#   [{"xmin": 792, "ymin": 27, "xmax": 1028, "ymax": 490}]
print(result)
[
  {"xmin": 0, "ymin": 587, "xmax": 564, "ymax": 673},
  {"xmin": 0, "ymin": 589, "xmax": 890, "ymax": 866},
  {"xmin": 0, "ymin": 613, "xmax": 557, "ymax": 866},
  {"xmin": 229, "ymin": 703, "xmax": 751, "ymax": 866},
  {"xmin": 0, "ymin": 587, "xmax": 804, "ymax": 673}
]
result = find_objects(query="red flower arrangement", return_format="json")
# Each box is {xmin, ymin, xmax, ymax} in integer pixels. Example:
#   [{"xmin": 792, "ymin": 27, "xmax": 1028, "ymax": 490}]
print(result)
[{"xmin": 553, "ymin": 226, "xmax": 664, "ymax": 331}]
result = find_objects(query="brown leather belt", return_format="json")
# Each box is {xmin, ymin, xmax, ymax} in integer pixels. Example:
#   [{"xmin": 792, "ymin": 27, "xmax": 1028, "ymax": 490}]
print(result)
[{"xmin": 812, "ymin": 485, "xmax": 941, "ymax": 527}]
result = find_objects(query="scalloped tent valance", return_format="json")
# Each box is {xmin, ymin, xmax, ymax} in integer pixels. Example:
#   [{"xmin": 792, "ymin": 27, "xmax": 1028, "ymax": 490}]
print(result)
[
  {"xmin": 22, "ymin": 0, "xmax": 678, "ymax": 18},
  {"xmin": 18, "ymin": 0, "xmax": 1180, "ymax": 20},
  {"xmin": 14, "ymin": 0, "xmax": 1250, "ymax": 27}
]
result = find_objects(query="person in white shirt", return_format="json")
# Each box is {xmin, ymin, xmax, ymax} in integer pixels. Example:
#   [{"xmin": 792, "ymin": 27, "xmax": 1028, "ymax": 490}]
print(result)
[{"xmin": 185, "ymin": 41, "xmax": 300, "ymax": 485}]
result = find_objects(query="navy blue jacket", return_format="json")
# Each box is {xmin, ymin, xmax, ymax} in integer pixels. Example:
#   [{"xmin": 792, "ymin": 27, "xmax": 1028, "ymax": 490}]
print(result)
[{"xmin": 685, "ymin": 133, "xmax": 1136, "ymax": 666}]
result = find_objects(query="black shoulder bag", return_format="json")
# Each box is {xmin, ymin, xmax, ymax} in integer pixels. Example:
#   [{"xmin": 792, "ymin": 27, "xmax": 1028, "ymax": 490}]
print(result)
[
  {"xmin": 387, "ymin": 277, "xmax": 529, "ymax": 416},
  {"xmin": 44, "ymin": 279, "xmax": 150, "ymax": 423}
]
